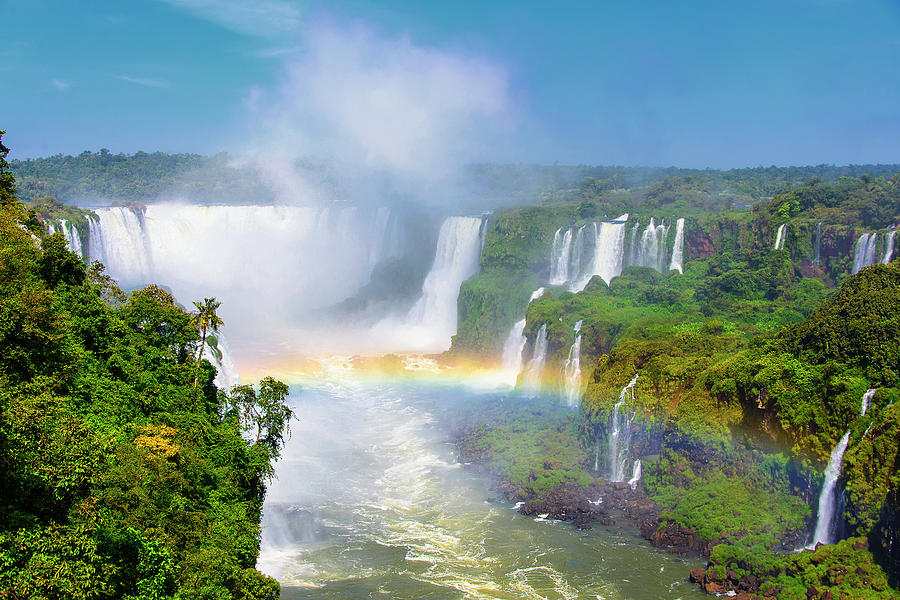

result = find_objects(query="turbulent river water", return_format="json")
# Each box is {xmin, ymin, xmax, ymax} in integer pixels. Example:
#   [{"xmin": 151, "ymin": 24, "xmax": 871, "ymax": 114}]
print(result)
[{"xmin": 256, "ymin": 371, "xmax": 706, "ymax": 600}]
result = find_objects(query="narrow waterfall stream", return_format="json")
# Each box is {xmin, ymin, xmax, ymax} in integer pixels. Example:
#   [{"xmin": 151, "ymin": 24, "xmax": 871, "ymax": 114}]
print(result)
[{"xmin": 807, "ymin": 388, "xmax": 877, "ymax": 548}]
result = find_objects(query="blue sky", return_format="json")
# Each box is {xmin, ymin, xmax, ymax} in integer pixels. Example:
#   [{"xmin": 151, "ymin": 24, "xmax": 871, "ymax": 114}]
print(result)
[{"xmin": 2, "ymin": 0, "xmax": 899, "ymax": 168}]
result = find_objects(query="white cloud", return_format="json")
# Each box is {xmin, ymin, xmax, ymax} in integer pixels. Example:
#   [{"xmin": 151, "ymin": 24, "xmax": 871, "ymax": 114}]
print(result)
[
  {"xmin": 114, "ymin": 75, "xmax": 172, "ymax": 88},
  {"xmin": 158, "ymin": 0, "xmax": 301, "ymax": 37},
  {"xmin": 246, "ymin": 24, "xmax": 513, "ymax": 188},
  {"xmin": 51, "ymin": 78, "xmax": 71, "ymax": 91}
]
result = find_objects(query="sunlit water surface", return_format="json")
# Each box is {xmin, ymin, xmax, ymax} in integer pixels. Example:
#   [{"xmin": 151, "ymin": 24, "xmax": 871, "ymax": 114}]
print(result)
[{"xmin": 257, "ymin": 374, "xmax": 706, "ymax": 600}]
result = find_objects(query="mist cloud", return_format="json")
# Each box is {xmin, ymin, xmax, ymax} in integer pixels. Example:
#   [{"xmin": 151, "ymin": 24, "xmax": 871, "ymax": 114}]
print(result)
[{"xmin": 243, "ymin": 24, "xmax": 514, "ymax": 202}]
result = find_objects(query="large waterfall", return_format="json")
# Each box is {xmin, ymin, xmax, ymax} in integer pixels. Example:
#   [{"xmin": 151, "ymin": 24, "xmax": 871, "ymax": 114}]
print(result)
[
  {"xmin": 501, "ymin": 287, "xmax": 545, "ymax": 385},
  {"xmin": 561, "ymin": 319, "xmax": 583, "ymax": 407},
  {"xmin": 608, "ymin": 375, "xmax": 639, "ymax": 482},
  {"xmin": 807, "ymin": 388, "xmax": 876, "ymax": 548},
  {"xmin": 48, "ymin": 219, "xmax": 84, "ymax": 257},
  {"xmin": 631, "ymin": 218, "xmax": 669, "ymax": 272},
  {"xmin": 549, "ymin": 215, "xmax": 685, "ymax": 292},
  {"xmin": 852, "ymin": 233, "xmax": 879, "ymax": 274},
  {"xmin": 549, "ymin": 228, "xmax": 574, "ymax": 285},
  {"xmin": 376, "ymin": 216, "xmax": 484, "ymax": 352},
  {"xmin": 81, "ymin": 203, "xmax": 468, "ymax": 361}
]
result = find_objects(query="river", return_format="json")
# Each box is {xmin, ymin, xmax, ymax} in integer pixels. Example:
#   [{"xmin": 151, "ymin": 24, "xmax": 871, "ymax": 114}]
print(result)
[{"xmin": 257, "ymin": 369, "xmax": 706, "ymax": 600}]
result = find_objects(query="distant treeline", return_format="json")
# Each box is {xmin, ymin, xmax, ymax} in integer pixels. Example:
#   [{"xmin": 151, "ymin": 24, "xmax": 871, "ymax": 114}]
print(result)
[
  {"xmin": 10, "ymin": 149, "xmax": 273, "ymax": 204},
  {"xmin": 10, "ymin": 148, "xmax": 900, "ymax": 207}
]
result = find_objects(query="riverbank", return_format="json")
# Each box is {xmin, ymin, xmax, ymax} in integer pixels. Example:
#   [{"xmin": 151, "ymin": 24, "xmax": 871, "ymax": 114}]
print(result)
[{"xmin": 454, "ymin": 413, "xmax": 896, "ymax": 600}]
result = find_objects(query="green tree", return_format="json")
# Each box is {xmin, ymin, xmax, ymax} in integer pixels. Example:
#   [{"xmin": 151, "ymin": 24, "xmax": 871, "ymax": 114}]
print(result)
[
  {"xmin": 189, "ymin": 297, "xmax": 223, "ymax": 389},
  {"xmin": 222, "ymin": 377, "xmax": 294, "ymax": 461}
]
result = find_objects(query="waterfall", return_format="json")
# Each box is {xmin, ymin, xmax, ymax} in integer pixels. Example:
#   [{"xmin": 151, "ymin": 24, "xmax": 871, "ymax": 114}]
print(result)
[
  {"xmin": 774, "ymin": 224, "xmax": 786, "ymax": 250},
  {"xmin": 561, "ymin": 319, "xmax": 584, "ymax": 407},
  {"xmin": 401, "ymin": 216, "xmax": 485, "ymax": 351},
  {"xmin": 860, "ymin": 388, "xmax": 875, "ymax": 417},
  {"xmin": 570, "ymin": 225, "xmax": 586, "ymax": 283},
  {"xmin": 852, "ymin": 234, "xmax": 869, "ymax": 274},
  {"xmin": 807, "ymin": 388, "xmax": 876, "ymax": 548},
  {"xmin": 633, "ymin": 218, "xmax": 669, "ymax": 272},
  {"xmin": 628, "ymin": 459, "xmax": 642, "ymax": 490},
  {"xmin": 808, "ymin": 431, "xmax": 851, "ymax": 548},
  {"xmin": 572, "ymin": 214, "xmax": 629, "ymax": 291},
  {"xmin": 523, "ymin": 324, "xmax": 549, "ymax": 392},
  {"xmin": 668, "ymin": 218, "xmax": 685, "ymax": 274},
  {"xmin": 628, "ymin": 222, "xmax": 641, "ymax": 266},
  {"xmin": 852, "ymin": 233, "xmax": 880, "ymax": 274},
  {"xmin": 549, "ymin": 228, "xmax": 574, "ymax": 285},
  {"xmin": 50, "ymin": 218, "xmax": 83, "ymax": 257},
  {"xmin": 608, "ymin": 375, "xmax": 639, "ymax": 482},
  {"xmin": 883, "ymin": 231, "xmax": 896, "ymax": 264},
  {"xmin": 813, "ymin": 223, "xmax": 822, "ymax": 267},
  {"xmin": 501, "ymin": 287, "xmax": 545, "ymax": 385},
  {"xmin": 90, "ymin": 207, "xmax": 153, "ymax": 284},
  {"xmin": 593, "ymin": 439, "xmax": 600, "ymax": 472},
  {"xmin": 86, "ymin": 203, "xmax": 442, "ymax": 361}
]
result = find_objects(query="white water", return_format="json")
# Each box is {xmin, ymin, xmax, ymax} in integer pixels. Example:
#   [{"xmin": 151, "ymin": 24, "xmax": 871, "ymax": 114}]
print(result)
[
  {"xmin": 668, "ymin": 218, "xmax": 685, "ymax": 274},
  {"xmin": 500, "ymin": 288, "xmax": 545, "ymax": 386},
  {"xmin": 632, "ymin": 218, "xmax": 668, "ymax": 272},
  {"xmin": 561, "ymin": 320, "xmax": 583, "ymax": 407},
  {"xmin": 808, "ymin": 431, "xmax": 851, "ymax": 548},
  {"xmin": 883, "ymin": 231, "xmax": 896, "ymax": 264},
  {"xmin": 523, "ymin": 324, "xmax": 549, "ymax": 393},
  {"xmin": 572, "ymin": 214, "xmax": 629, "ymax": 291},
  {"xmin": 548, "ymin": 228, "xmax": 573, "ymax": 285},
  {"xmin": 807, "ymin": 388, "xmax": 876, "ymax": 548},
  {"xmin": 628, "ymin": 459, "xmax": 642, "ymax": 490},
  {"xmin": 86, "ymin": 204, "xmax": 474, "ymax": 360},
  {"xmin": 852, "ymin": 233, "xmax": 880, "ymax": 274},
  {"xmin": 608, "ymin": 375, "xmax": 639, "ymax": 482},
  {"xmin": 258, "ymin": 377, "xmax": 707, "ymax": 599},
  {"xmin": 49, "ymin": 219, "xmax": 83, "ymax": 257},
  {"xmin": 774, "ymin": 224, "xmax": 786, "ymax": 250},
  {"xmin": 388, "ymin": 217, "xmax": 484, "ymax": 352}
]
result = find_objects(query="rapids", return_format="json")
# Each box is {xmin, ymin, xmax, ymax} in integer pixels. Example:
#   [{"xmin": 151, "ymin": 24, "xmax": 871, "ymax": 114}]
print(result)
[{"xmin": 258, "ymin": 374, "xmax": 706, "ymax": 599}]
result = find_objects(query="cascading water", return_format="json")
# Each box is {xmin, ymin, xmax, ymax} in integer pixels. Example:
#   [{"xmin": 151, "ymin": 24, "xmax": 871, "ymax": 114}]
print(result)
[
  {"xmin": 572, "ymin": 214, "xmax": 629, "ymax": 291},
  {"xmin": 627, "ymin": 222, "xmax": 640, "ymax": 266},
  {"xmin": 85, "ymin": 203, "xmax": 439, "ymax": 363},
  {"xmin": 813, "ymin": 222, "xmax": 822, "ymax": 267},
  {"xmin": 668, "ymin": 217, "xmax": 685, "ymax": 274},
  {"xmin": 883, "ymin": 231, "xmax": 896, "ymax": 264},
  {"xmin": 852, "ymin": 233, "xmax": 880, "ymax": 274},
  {"xmin": 48, "ymin": 219, "xmax": 83, "ymax": 257},
  {"xmin": 549, "ymin": 228, "xmax": 573, "ymax": 285},
  {"xmin": 388, "ymin": 216, "xmax": 485, "ymax": 352},
  {"xmin": 633, "ymin": 218, "xmax": 669, "ymax": 272},
  {"xmin": 570, "ymin": 225, "xmax": 586, "ymax": 282},
  {"xmin": 501, "ymin": 288, "xmax": 546, "ymax": 386},
  {"xmin": 628, "ymin": 459, "xmax": 642, "ymax": 490},
  {"xmin": 523, "ymin": 323, "xmax": 549, "ymax": 393},
  {"xmin": 608, "ymin": 375, "xmax": 639, "ymax": 482},
  {"xmin": 807, "ymin": 388, "xmax": 876, "ymax": 548},
  {"xmin": 561, "ymin": 319, "xmax": 583, "ymax": 407},
  {"xmin": 774, "ymin": 224, "xmax": 787, "ymax": 250}
]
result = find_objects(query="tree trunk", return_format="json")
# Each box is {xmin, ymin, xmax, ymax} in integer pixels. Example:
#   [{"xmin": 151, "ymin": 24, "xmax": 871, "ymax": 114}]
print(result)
[{"xmin": 193, "ymin": 323, "xmax": 208, "ymax": 389}]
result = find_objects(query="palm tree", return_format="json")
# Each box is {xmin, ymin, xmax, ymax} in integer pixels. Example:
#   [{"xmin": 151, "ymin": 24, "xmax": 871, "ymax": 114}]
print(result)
[{"xmin": 190, "ymin": 297, "xmax": 224, "ymax": 389}]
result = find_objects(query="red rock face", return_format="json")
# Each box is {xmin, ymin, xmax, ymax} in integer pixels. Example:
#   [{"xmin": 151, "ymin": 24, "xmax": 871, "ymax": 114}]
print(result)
[{"xmin": 686, "ymin": 228, "xmax": 718, "ymax": 259}]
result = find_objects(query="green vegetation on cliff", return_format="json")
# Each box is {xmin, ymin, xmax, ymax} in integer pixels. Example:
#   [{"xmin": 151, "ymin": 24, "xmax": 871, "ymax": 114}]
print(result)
[{"xmin": 0, "ymin": 132, "xmax": 291, "ymax": 599}]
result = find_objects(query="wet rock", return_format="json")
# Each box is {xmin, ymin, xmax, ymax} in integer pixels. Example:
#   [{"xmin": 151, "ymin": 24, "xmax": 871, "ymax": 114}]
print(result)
[{"xmin": 689, "ymin": 567, "xmax": 706, "ymax": 583}]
